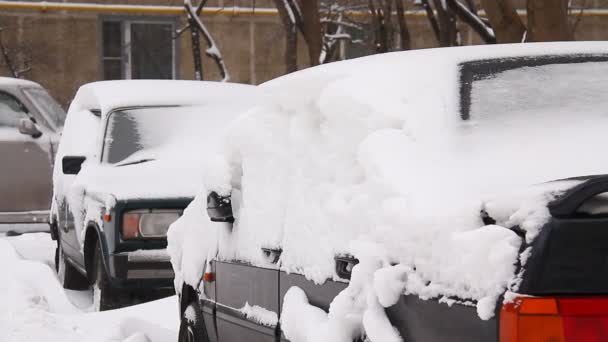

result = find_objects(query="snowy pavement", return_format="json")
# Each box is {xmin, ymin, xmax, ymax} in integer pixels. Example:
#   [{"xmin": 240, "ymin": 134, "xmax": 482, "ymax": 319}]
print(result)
[{"xmin": 0, "ymin": 231, "xmax": 178, "ymax": 342}]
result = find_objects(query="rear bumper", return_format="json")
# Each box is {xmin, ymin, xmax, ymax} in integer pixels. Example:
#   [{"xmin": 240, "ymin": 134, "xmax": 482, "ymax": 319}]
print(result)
[
  {"xmin": 0, "ymin": 210, "xmax": 50, "ymax": 224},
  {"xmin": 106, "ymin": 249, "xmax": 174, "ymax": 289}
]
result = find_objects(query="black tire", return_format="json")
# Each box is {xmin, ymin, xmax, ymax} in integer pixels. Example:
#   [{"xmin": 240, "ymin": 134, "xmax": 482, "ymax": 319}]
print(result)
[
  {"xmin": 92, "ymin": 241, "xmax": 121, "ymax": 311},
  {"xmin": 178, "ymin": 301, "xmax": 207, "ymax": 342},
  {"xmin": 56, "ymin": 242, "xmax": 88, "ymax": 290}
]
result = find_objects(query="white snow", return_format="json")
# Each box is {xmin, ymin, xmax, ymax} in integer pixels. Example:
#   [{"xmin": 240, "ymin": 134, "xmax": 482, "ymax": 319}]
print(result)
[
  {"xmin": 0, "ymin": 232, "xmax": 178, "ymax": 342},
  {"xmin": 239, "ymin": 302, "xmax": 278, "ymax": 327},
  {"xmin": 168, "ymin": 40, "xmax": 608, "ymax": 340}
]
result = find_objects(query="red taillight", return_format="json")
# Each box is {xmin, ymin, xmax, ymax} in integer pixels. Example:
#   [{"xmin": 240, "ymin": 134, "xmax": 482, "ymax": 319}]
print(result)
[{"xmin": 500, "ymin": 297, "xmax": 608, "ymax": 342}]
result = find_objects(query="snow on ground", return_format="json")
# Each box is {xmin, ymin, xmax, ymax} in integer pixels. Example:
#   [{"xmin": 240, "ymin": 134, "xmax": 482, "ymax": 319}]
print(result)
[{"xmin": 0, "ymin": 232, "xmax": 178, "ymax": 342}]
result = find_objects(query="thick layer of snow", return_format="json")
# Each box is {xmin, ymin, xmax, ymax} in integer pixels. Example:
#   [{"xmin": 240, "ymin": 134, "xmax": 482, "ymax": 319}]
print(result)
[
  {"xmin": 239, "ymin": 302, "xmax": 279, "ymax": 327},
  {"xmin": 68, "ymin": 81, "xmax": 257, "ymax": 117},
  {"xmin": 168, "ymin": 42, "xmax": 608, "ymax": 338},
  {"xmin": 0, "ymin": 233, "xmax": 178, "ymax": 342}
]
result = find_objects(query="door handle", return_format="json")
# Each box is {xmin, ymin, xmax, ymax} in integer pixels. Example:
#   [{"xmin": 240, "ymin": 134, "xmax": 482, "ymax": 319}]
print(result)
[
  {"xmin": 335, "ymin": 255, "xmax": 359, "ymax": 280},
  {"xmin": 261, "ymin": 247, "xmax": 282, "ymax": 264}
]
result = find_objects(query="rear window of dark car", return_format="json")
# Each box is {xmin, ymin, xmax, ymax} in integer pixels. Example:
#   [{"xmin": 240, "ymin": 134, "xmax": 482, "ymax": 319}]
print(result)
[{"xmin": 459, "ymin": 54, "xmax": 608, "ymax": 120}]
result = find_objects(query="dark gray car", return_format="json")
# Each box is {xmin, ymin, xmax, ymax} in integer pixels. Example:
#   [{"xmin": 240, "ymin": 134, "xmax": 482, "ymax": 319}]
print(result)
[
  {"xmin": 174, "ymin": 44, "xmax": 608, "ymax": 342},
  {"xmin": 0, "ymin": 77, "xmax": 65, "ymax": 224}
]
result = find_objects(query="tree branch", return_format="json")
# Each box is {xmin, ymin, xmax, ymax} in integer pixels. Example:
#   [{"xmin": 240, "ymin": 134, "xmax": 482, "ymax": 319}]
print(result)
[
  {"xmin": 185, "ymin": 0, "xmax": 230, "ymax": 81},
  {"xmin": 420, "ymin": 0, "xmax": 441, "ymax": 43},
  {"xmin": 447, "ymin": 0, "xmax": 496, "ymax": 43}
]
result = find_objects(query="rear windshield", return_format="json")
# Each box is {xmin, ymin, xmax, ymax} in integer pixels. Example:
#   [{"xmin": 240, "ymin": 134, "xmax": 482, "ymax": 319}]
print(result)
[{"xmin": 452, "ymin": 56, "xmax": 608, "ymax": 188}]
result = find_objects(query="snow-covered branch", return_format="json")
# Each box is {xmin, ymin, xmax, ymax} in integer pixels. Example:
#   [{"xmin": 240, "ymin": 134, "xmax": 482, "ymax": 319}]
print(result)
[{"xmin": 184, "ymin": 0, "xmax": 230, "ymax": 81}]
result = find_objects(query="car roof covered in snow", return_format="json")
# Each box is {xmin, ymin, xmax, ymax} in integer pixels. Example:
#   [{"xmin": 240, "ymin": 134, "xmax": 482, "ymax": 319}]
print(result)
[
  {"xmin": 261, "ymin": 41, "xmax": 608, "ymax": 108},
  {"xmin": 70, "ymin": 80, "xmax": 259, "ymax": 115},
  {"xmin": 0, "ymin": 77, "xmax": 43, "ymax": 88}
]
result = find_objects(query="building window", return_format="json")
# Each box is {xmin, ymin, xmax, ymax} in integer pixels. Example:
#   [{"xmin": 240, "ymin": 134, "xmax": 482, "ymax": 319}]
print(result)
[{"xmin": 101, "ymin": 18, "xmax": 177, "ymax": 80}]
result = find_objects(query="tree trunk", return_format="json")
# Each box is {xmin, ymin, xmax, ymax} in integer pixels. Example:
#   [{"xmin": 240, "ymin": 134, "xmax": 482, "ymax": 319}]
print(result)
[
  {"xmin": 527, "ymin": 0, "xmax": 573, "ymax": 42},
  {"xmin": 300, "ymin": 0, "xmax": 322, "ymax": 66},
  {"xmin": 447, "ymin": 0, "xmax": 495, "ymax": 44},
  {"xmin": 480, "ymin": 0, "xmax": 526, "ymax": 43},
  {"xmin": 420, "ymin": 0, "xmax": 440, "ymax": 43},
  {"xmin": 431, "ymin": 0, "xmax": 458, "ymax": 47},
  {"xmin": 394, "ymin": 0, "xmax": 411, "ymax": 50},
  {"xmin": 274, "ymin": 0, "xmax": 298, "ymax": 73}
]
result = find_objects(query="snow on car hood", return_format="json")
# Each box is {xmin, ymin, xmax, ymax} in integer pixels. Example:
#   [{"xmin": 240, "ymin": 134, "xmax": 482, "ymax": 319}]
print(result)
[
  {"xmin": 77, "ymin": 159, "xmax": 204, "ymax": 201},
  {"xmin": 168, "ymin": 42, "xmax": 608, "ymax": 338}
]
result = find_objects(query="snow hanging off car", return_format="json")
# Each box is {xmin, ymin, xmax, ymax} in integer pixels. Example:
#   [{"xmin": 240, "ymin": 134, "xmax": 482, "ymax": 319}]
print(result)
[{"xmin": 168, "ymin": 42, "xmax": 608, "ymax": 340}]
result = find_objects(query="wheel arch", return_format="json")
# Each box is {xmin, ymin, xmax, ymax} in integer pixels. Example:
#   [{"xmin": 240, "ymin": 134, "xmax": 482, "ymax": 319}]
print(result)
[
  {"xmin": 180, "ymin": 282, "xmax": 198, "ymax": 316},
  {"xmin": 83, "ymin": 222, "xmax": 107, "ymax": 284}
]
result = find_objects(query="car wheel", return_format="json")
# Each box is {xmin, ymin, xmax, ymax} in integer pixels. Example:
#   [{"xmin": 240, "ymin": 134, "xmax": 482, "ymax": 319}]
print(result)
[
  {"xmin": 56, "ymin": 242, "xmax": 88, "ymax": 290},
  {"xmin": 178, "ymin": 301, "xmax": 207, "ymax": 342},
  {"xmin": 92, "ymin": 241, "xmax": 120, "ymax": 311}
]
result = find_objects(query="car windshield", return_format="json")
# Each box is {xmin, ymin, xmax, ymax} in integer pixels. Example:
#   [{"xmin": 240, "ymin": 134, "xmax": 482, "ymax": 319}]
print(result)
[
  {"xmin": 452, "ymin": 58, "xmax": 608, "ymax": 189},
  {"xmin": 23, "ymin": 87, "xmax": 66, "ymax": 128},
  {"xmin": 102, "ymin": 106, "xmax": 202, "ymax": 164}
]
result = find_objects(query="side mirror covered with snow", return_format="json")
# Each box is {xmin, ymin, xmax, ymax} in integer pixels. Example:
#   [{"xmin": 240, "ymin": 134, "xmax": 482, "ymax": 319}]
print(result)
[
  {"xmin": 207, "ymin": 191, "xmax": 234, "ymax": 223},
  {"xmin": 62, "ymin": 156, "xmax": 86, "ymax": 175}
]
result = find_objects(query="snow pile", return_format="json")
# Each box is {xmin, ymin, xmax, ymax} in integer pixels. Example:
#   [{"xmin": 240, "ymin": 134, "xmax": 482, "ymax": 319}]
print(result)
[
  {"xmin": 239, "ymin": 302, "xmax": 279, "ymax": 327},
  {"xmin": 168, "ymin": 42, "xmax": 608, "ymax": 336},
  {"xmin": 0, "ymin": 234, "xmax": 177, "ymax": 342},
  {"xmin": 281, "ymin": 241, "xmax": 407, "ymax": 342}
]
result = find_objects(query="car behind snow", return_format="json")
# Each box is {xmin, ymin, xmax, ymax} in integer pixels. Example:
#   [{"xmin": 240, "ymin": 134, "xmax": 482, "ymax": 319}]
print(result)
[
  {"xmin": 169, "ymin": 42, "xmax": 608, "ymax": 342},
  {"xmin": 0, "ymin": 77, "xmax": 65, "ymax": 225},
  {"xmin": 50, "ymin": 80, "xmax": 260, "ymax": 311}
]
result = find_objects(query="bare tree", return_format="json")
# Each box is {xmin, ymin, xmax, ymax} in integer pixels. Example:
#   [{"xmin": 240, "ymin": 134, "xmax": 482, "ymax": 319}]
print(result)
[
  {"xmin": 369, "ymin": 0, "xmax": 412, "ymax": 52},
  {"xmin": 419, "ymin": 0, "xmax": 577, "ymax": 45},
  {"xmin": 0, "ymin": 27, "xmax": 31, "ymax": 78},
  {"xmin": 179, "ymin": 0, "xmax": 229, "ymax": 81},
  {"xmin": 274, "ymin": 0, "xmax": 299, "ymax": 73},
  {"xmin": 275, "ymin": 0, "xmax": 373, "ymax": 71},
  {"xmin": 479, "ymin": 0, "xmax": 525, "ymax": 43},
  {"xmin": 526, "ymin": 0, "xmax": 573, "ymax": 41}
]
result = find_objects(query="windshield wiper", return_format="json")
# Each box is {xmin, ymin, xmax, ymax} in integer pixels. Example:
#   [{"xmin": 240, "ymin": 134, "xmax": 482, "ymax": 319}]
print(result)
[{"xmin": 115, "ymin": 158, "xmax": 155, "ymax": 167}]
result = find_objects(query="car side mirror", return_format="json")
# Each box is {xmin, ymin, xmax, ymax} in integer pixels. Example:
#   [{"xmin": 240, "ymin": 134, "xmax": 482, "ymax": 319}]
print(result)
[
  {"xmin": 62, "ymin": 156, "xmax": 86, "ymax": 175},
  {"xmin": 18, "ymin": 118, "xmax": 42, "ymax": 138},
  {"xmin": 207, "ymin": 191, "xmax": 234, "ymax": 223}
]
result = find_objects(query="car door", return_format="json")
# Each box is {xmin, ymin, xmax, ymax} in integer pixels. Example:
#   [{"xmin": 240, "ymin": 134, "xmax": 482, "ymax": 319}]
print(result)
[
  {"xmin": 0, "ymin": 90, "xmax": 54, "ymax": 216},
  {"xmin": 214, "ymin": 251, "xmax": 281, "ymax": 342},
  {"xmin": 278, "ymin": 257, "xmax": 350, "ymax": 341}
]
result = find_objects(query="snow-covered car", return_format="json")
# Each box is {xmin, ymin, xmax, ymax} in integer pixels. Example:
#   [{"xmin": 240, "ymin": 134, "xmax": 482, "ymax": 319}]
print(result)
[
  {"xmin": 0, "ymin": 77, "xmax": 65, "ymax": 225},
  {"xmin": 168, "ymin": 42, "xmax": 608, "ymax": 342},
  {"xmin": 49, "ymin": 80, "xmax": 259, "ymax": 311}
]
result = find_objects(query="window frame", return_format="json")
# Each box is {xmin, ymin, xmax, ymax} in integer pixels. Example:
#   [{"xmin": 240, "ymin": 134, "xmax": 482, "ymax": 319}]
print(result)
[{"xmin": 98, "ymin": 16, "xmax": 179, "ymax": 80}]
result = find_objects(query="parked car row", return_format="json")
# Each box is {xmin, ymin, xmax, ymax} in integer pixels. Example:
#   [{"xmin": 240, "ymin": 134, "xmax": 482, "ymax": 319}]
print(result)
[{"xmin": 2, "ymin": 41, "xmax": 608, "ymax": 342}]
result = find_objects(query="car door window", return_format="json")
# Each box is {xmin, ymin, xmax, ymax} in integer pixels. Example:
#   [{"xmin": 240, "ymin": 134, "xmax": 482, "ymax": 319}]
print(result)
[
  {"xmin": 23, "ymin": 87, "xmax": 66, "ymax": 129},
  {"xmin": 576, "ymin": 192, "xmax": 608, "ymax": 217},
  {"xmin": 0, "ymin": 91, "xmax": 29, "ymax": 127}
]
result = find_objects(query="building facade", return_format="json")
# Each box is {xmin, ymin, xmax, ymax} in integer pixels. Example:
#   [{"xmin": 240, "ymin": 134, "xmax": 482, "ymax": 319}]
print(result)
[{"xmin": 0, "ymin": 0, "xmax": 607, "ymax": 107}]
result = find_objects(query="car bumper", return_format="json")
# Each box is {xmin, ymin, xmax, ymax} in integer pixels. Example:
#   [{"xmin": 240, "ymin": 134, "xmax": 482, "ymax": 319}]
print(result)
[
  {"xmin": 0, "ymin": 210, "xmax": 50, "ymax": 224},
  {"xmin": 107, "ymin": 249, "xmax": 174, "ymax": 289}
]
